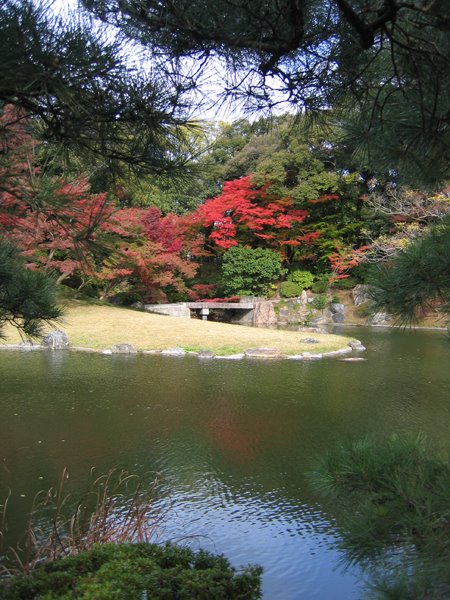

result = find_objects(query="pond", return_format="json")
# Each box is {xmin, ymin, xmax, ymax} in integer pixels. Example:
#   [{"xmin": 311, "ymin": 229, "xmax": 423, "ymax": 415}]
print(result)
[{"xmin": 0, "ymin": 327, "xmax": 449, "ymax": 598}]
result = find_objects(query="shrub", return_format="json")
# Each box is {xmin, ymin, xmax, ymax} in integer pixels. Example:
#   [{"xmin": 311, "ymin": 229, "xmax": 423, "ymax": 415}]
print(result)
[
  {"xmin": 221, "ymin": 246, "xmax": 284, "ymax": 297},
  {"xmin": 0, "ymin": 543, "xmax": 263, "ymax": 600},
  {"xmin": 280, "ymin": 281, "xmax": 303, "ymax": 298},
  {"xmin": 312, "ymin": 294, "xmax": 327, "ymax": 310},
  {"xmin": 355, "ymin": 302, "xmax": 372, "ymax": 318},
  {"xmin": 311, "ymin": 280, "xmax": 328, "ymax": 294},
  {"xmin": 287, "ymin": 270, "xmax": 314, "ymax": 289},
  {"xmin": 331, "ymin": 277, "xmax": 357, "ymax": 290}
]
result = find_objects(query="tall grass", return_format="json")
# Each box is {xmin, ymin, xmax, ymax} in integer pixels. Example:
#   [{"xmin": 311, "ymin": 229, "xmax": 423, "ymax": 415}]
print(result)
[{"xmin": 0, "ymin": 468, "xmax": 161, "ymax": 577}]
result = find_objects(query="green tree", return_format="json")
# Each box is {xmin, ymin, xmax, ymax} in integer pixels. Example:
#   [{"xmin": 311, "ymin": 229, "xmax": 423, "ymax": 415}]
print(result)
[
  {"xmin": 221, "ymin": 246, "xmax": 284, "ymax": 296},
  {"xmin": 83, "ymin": 0, "xmax": 450, "ymax": 187}
]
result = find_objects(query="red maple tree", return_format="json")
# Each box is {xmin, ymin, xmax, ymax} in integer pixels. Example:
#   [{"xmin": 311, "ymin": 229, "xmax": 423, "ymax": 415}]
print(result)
[
  {"xmin": 94, "ymin": 206, "xmax": 199, "ymax": 302},
  {"xmin": 187, "ymin": 176, "xmax": 309, "ymax": 257}
]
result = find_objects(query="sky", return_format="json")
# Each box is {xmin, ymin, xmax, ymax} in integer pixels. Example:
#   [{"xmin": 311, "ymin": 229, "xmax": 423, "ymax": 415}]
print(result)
[{"xmin": 46, "ymin": 0, "xmax": 245, "ymax": 122}]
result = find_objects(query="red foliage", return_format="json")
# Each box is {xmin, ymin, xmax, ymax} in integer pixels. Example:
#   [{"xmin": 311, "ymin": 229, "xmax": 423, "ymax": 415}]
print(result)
[
  {"xmin": 0, "ymin": 107, "xmax": 115, "ymax": 282},
  {"xmin": 0, "ymin": 108, "xmax": 198, "ymax": 300},
  {"xmin": 328, "ymin": 245, "xmax": 370, "ymax": 278},
  {"xmin": 308, "ymin": 194, "xmax": 340, "ymax": 204},
  {"xmin": 95, "ymin": 207, "xmax": 199, "ymax": 302},
  {"xmin": 188, "ymin": 176, "xmax": 309, "ymax": 254},
  {"xmin": 1, "ymin": 164, "xmax": 112, "ymax": 282},
  {"xmin": 188, "ymin": 283, "xmax": 217, "ymax": 300}
]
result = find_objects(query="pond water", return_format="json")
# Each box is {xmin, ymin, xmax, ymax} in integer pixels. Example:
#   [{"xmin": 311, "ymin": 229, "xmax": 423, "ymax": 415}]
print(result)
[{"xmin": 0, "ymin": 327, "xmax": 449, "ymax": 598}]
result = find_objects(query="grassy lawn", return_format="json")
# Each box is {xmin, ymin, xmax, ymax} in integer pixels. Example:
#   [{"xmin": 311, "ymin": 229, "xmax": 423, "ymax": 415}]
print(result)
[{"xmin": 2, "ymin": 299, "xmax": 355, "ymax": 356}]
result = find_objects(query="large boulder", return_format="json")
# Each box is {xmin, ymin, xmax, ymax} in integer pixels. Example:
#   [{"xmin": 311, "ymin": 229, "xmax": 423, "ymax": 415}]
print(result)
[
  {"xmin": 330, "ymin": 302, "xmax": 345, "ymax": 314},
  {"xmin": 252, "ymin": 301, "xmax": 278, "ymax": 327},
  {"xmin": 330, "ymin": 303, "xmax": 345, "ymax": 323},
  {"xmin": 42, "ymin": 329, "xmax": 69, "ymax": 349}
]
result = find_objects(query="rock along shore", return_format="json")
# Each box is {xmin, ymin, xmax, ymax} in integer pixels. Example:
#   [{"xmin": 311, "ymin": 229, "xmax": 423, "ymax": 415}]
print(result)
[{"xmin": 0, "ymin": 329, "xmax": 366, "ymax": 361}]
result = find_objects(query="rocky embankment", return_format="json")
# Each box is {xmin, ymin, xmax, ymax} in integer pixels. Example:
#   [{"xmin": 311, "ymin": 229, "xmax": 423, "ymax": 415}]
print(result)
[{"xmin": 270, "ymin": 285, "xmax": 447, "ymax": 329}]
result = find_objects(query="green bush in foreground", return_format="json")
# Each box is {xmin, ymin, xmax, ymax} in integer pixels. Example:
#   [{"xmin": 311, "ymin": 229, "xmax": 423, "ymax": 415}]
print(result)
[
  {"xmin": 311, "ymin": 434, "xmax": 450, "ymax": 599},
  {"xmin": 0, "ymin": 543, "xmax": 262, "ymax": 600}
]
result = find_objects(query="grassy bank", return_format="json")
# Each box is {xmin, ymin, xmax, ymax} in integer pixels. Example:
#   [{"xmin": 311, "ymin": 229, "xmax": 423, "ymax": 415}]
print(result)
[{"xmin": 2, "ymin": 299, "xmax": 355, "ymax": 356}]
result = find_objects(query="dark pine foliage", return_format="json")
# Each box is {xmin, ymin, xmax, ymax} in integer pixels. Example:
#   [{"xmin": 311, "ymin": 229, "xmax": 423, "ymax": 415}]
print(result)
[
  {"xmin": 0, "ymin": 239, "xmax": 62, "ymax": 339},
  {"xmin": 0, "ymin": 543, "xmax": 262, "ymax": 600}
]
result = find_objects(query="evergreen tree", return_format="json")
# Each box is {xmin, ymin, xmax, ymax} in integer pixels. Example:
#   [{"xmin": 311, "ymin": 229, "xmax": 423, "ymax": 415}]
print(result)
[
  {"xmin": 370, "ymin": 218, "xmax": 450, "ymax": 325},
  {"xmin": 83, "ymin": 0, "xmax": 450, "ymax": 187},
  {"xmin": 0, "ymin": 1, "xmax": 196, "ymax": 181},
  {"xmin": 0, "ymin": 240, "xmax": 62, "ymax": 339}
]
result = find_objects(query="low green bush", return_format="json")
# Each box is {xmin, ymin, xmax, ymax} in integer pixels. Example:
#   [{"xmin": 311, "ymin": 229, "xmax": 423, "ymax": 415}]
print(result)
[
  {"xmin": 0, "ymin": 543, "xmax": 262, "ymax": 600},
  {"xmin": 311, "ymin": 280, "xmax": 328, "ymax": 294},
  {"xmin": 331, "ymin": 277, "xmax": 357, "ymax": 290},
  {"xmin": 312, "ymin": 294, "xmax": 328, "ymax": 310},
  {"xmin": 280, "ymin": 281, "xmax": 303, "ymax": 298},
  {"xmin": 355, "ymin": 302, "xmax": 372, "ymax": 318},
  {"xmin": 287, "ymin": 270, "xmax": 314, "ymax": 289}
]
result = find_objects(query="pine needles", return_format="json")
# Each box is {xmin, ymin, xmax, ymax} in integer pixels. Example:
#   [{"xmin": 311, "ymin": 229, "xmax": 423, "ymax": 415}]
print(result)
[{"xmin": 311, "ymin": 434, "xmax": 450, "ymax": 598}]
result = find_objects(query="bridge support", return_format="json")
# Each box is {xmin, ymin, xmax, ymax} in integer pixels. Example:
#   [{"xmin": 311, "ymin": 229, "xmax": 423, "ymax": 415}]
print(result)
[{"xmin": 200, "ymin": 308, "xmax": 210, "ymax": 321}]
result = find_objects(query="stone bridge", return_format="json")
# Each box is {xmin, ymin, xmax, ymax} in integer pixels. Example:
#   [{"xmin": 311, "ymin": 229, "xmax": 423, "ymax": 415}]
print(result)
[{"xmin": 142, "ymin": 301, "xmax": 276, "ymax": 326}]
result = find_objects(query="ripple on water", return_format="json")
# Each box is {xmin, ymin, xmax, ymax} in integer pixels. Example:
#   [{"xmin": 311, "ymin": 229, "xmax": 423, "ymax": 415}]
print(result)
[{"xmin": 150, "ymin": 475, "xmax": 363, "ymax": 599}]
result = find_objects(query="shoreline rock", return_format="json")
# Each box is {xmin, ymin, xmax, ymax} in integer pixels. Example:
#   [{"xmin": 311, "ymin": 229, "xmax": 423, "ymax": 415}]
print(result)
[{"xmin": 0, "ymin": 341, "xmax": 366, "ymax": 362}]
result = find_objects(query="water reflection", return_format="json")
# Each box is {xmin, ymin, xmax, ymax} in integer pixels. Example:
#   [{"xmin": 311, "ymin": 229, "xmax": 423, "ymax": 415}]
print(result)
[{"xmin": 0, "ymin": 328, "xmax": 448, "ymax": 598}]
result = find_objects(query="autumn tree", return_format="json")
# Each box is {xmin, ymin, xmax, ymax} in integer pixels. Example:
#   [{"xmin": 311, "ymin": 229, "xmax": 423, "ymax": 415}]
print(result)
[
  {"xmin": 92, "ymin": 207, "xmax": 198, "ymax": 303},
  {"xmin": 0, "ymin": 105, "xmax": 112, "ymax": 282},
  {"xmin": 188, "ymin": 176, "xmax": 309, "ymax": 256}
]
